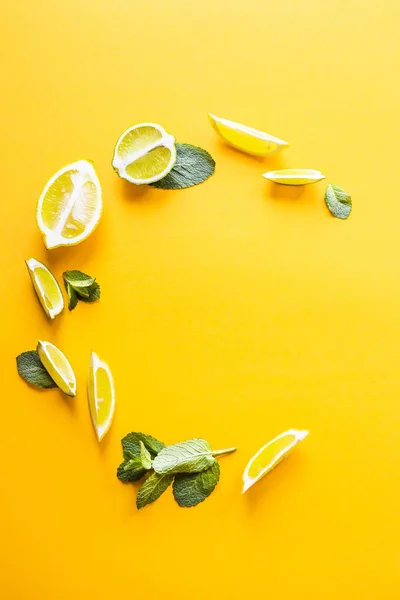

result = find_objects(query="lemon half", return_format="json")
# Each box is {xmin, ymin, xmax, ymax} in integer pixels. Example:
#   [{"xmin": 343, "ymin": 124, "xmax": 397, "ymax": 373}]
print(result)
[
  {"xmin": 37, "ymin": 160, "xmax": 102, "ymax": 249},
  {"xmin": 112, "ymin": 123, "xmax": 176, "ymax": 185}
]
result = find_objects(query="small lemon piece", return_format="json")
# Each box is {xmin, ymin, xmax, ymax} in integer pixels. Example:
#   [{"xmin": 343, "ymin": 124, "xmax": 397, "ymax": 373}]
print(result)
[
  {"xmin": 208, "ymin": 113, "xmax": 289, "ymax": 155},
  {"xmin": 263, "ymin": 169, "xmax": 325, "ymax": 185},
  {"xmin": 242, "ymin": 429, "xmax": 309, "ymax": 493},
  {"xmin": 26, "ymin": 258, "xmax": 64, "ymax": 319},
  {"xmin": 37, "ymin": 341, "xmax": 76, "ymax": 397},
  {"xmin": 87, "ymin": 352, "xmax": 115, "ymax": 442}
]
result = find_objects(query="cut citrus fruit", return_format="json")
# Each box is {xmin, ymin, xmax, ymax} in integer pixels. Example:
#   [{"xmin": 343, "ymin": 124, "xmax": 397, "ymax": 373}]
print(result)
[
  {"xmin": 112, "ymin": 123, "xmax": 176, "ymax": 185},
  {"xmin": 37, "ymin": 160, "xmax": 102, "ymax": 249},
  {"xmin": 242, "ymin": 429, "xmax": 309, "ymax": 493},
  {"xmin": 87, "ymin": 352, "xmax": 115, "ymax": 441},
  {"xmin": 263, "ymin": 169, "xmax": 325, "ymax": 185},
  {"xmin": 25, "ymin": 258, "xmax": 64, "ymax": 319},
  {"xmin": 208, "ymin": 113, "xmax": 289, "ymax": 155},
  {"xmin": 37, "ymin": 340, "xmax": 76, "ymax": 397}
]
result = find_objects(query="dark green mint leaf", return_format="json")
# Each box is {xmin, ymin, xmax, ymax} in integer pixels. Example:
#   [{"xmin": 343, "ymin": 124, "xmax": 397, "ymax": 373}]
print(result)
[
  {"xmin": 324, "ymin": 184, "xmax": 352, "ymax": 219},
  {"xmin": 16, "ymin": 350, "xmax": 58, "ymax": 389},
  {"xmin": 66, "ymin": 284, "xmax": 79, "ymax": 311},
  {"xmin": 136, "ymin": 472, "xmax": 174, "ymax": 509},
  {"xmin": 153, "ymin": 438, "xmax": 215, "ymax": 475},
  {"xmin": 117, "ymin": 459, "xmax": 147, "ymax": 483},
  {"xmin": 173, "ymin": 461, "xmax": 220, "ymax": 507},
  {"xmin": 121, "ymin": 432, "xmax": 165, "ymax": 460},
  {"xmin": 150, "ymin": 143, "xmax": 215, "ymax": 190}
]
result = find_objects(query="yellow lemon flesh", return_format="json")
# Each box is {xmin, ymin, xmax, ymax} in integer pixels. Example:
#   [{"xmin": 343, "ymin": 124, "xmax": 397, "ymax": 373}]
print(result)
[
  {"xmin": 37, "ymin": 341, "xmax": 76, "ymax": 397},
  {"xmin": 242, "ymin": 429, "xmax": 309, "ymax": 493},
  {"xmin": 25, "ymin": 258, "xmax": 64, "ymax": 319},
  {"xmin": 37, "ymin": 160, "xmax": 102, "ymax": 249},
  {"xmin": 87, "ymin": 352, "xmax": 115, "ymax": 442},
  {"xmin": 263, "ymin": 169, "xmax": 325, "ymax": 185},
  {"xmin": 208, "ymin": 113, "xmax": 289, "ymax": 155},
  {"xmin": 112, "ymin": 123, "xmax": 176, "ymax": 184}
]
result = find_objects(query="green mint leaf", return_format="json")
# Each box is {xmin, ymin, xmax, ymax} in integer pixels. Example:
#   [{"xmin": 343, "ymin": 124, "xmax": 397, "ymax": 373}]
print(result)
[
  {"xmin": 136, "ymin": 472, "xmax": 174, "ymax": 509},
  {"xmin": 150, "ymin": 143, "xmax": 215, "ymax": 190},
  {"xmin": 153, "ymin": 438, "xmax": 215, "ymax": 475},
  {"xmin": 64, "ymin": 270, "xmax": 95, "ymax": 288},
  {"xmin": 139, "ymin": 441, "xmax": 152, "ymax": 470},
  {"xmin": 16, "ymin": 350, "xmax": 58, "ymax": 389},
  {"xmin": 173, "ymin": 462, "xmax": 220, "ymax": 507},
  {"xmin": 117, "ymin": 459, "xmax": 147, "ymax": 483},
  {"xmin": 78, "ymin": 281, "xmax": 101, "ymax": 303},
  {"xmin": 66, "ymin": 284, "xmax": 79, "ymax": 311},
  {"xmin": 121, "ymin": 432, "xmax": 165, "ymax": 460},
  {"xmin": 324, "ymin": 184, "xmax": 352, "ymax": 220}
]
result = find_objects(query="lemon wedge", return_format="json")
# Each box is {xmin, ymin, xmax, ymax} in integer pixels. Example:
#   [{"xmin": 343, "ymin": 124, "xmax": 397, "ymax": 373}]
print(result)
[
  {"xmin": 87, "ymin": 352, "xmax": 115, "ymax": 441},
  {"xmin": 37, "ymin": 160, "xmax": 102, "ymax": 249},
  {"xmin": 112, "ymin": 123, "xmax": 176, "ymax": 185},
  {"xmin": 37, "ymin": 341, "xmax": 76, "ymax": 397},
  {"xmin": 263, "ymin": 169, "xmax": 325, "ymax": 185},
  {"xmin": 208, "ymin": 113, "xmax": 289, "ymax": 155},
  {"xmin": 242, "ymin": 429, "xmax": 309, "ymax": 493},
  {"xmin": 25, "ymin": 258, "xmax": 64, "ymax": 319}
]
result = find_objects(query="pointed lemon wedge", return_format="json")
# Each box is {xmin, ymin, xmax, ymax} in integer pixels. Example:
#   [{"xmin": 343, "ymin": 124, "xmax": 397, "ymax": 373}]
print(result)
[
  {"xmin": 37, "ymin": 341, "xmax": 76, "ymax": 397},
  {"xmin": 112, "ymin": 123, "xmax": 176, "ymax": 184},
  {"xmin": 37, "ymin": 160, "xmax": 102, "ymax": 249},
  {"xmin": 242, "ymin": 429, "xmax": 309, "ymax": 493},
  {"xmin": 26, "ymin": 258, "xmax": 64, "ymax": 319},
  {"xmin": 208, "ymin": 113, "xmax": 289, "ymax": 155},
  {"xmin": 263, "ymin": 169, "xmax": 325, "ymax": 185},
  {"xmin": 88, "ymin": 352, "xmax": 115, "ymax": 442}
]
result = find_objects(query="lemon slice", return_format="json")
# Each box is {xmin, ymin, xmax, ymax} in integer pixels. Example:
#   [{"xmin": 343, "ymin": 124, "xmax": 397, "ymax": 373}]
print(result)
[
  {"xmin": 37, "ymin": 340, "xmax": 76, "ymax": 397},
  {"xmin": 208, "ymin": 113, "xmax": 289, "ymax": 155},
  {"xmin": 25, "ymin": 258, "xmax": 64, "ymax": 319},
  {"xmin": 37, "ymin": 160, "xmax": 102, "ymax": 249},
  {"xmin": 242, "ymin": 429, "xmax": 309, "ymax": 493},
  {"xmin": 112, "ymin": 123, "xmax": 176, "ymax": 185},
  {"xmin": 263, "ymin": 169, "xmax": 325, "ymax": 185},
  {"xmin": 87, "ymin": 352, "xmax": 115, "ymax": 441}
]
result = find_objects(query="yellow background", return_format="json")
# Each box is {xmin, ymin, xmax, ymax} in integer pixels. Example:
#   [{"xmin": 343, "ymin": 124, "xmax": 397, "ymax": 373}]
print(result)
[{"xmin": 1, "ymin": 1, "xmax": 400, "ymax": 598}]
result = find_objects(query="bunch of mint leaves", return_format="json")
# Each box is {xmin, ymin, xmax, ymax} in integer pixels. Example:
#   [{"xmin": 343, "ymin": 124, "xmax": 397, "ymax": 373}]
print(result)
[
  {"xmin": 117, "ymin": 433, "xmax": 236, "ymax": 509},
  {"xmin": 63, "ymin": 270, "xmax": 100, "ymax": 311}
]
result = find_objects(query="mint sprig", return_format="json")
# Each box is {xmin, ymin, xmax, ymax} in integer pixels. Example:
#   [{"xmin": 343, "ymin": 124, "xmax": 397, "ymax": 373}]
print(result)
[
  {"xmin": 117, "ymin": 433, "xmax": 236, "ymax": 509},
  {"xmin": 150, "ymin": 143, "xmax": 215, "ymax": 190},
  {"xmin": 16, "ymin": 350, "xmax": 58, "ymax": 389},
  {"xmin": 63, "ymin": 270, "xmax": 100, "ymax": 311}
]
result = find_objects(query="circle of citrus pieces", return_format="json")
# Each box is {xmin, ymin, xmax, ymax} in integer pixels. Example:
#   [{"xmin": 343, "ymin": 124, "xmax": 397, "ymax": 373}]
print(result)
[
  {"xmin": 112, "ymin": 122, "xmax": 176, "ymax": 185},
  {"xmin": 208, "ymin": 113, "xmax": 290, "ymax": 156},
  {"xmin": 242, "ymin": 429, "xmax": 309, "ymax": 493},
  {"xmin": 25, "ymin": 258, "xmax": 64, "ymax": 319},
  {"xmin": 37, "ymin": 340, "xmax": 77, "ymax": 397},
  {"xmin": 87, "ymin": 352, "xmax": 115, "ymax": 442},
  {"xmin": 36, "ymin": 159, "xmax": 102, "ymax": 250}
]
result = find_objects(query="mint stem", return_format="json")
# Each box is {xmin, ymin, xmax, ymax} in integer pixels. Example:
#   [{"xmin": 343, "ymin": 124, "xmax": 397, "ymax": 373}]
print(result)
[{"xmin": 211, "ymin": 447, "xmax": 237, "ymax": 457}]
